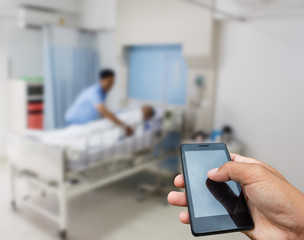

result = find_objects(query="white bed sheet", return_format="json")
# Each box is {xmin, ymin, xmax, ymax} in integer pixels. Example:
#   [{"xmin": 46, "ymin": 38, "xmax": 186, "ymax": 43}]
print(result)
[{"xmin": 26, "ymin": 107, "xmax": 163, "ymax": 171}]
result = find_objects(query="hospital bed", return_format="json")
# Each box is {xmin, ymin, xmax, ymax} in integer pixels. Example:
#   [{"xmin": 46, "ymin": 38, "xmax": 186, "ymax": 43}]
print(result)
[{"xmin": 7, "ymin": 107, "xmax": 176, "ymax": 239}]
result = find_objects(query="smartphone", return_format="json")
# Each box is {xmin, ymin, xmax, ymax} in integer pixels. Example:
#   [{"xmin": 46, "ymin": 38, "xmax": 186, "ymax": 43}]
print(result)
[{"xmin": 180, "ymin": 143, "xmax": 254, "ymax": 237}]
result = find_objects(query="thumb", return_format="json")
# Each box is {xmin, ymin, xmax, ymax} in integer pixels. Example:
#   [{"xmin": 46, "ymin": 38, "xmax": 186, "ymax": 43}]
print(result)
[{"xmin": 207, "ymin": 161, "xmax": 267, "ymax": 185}]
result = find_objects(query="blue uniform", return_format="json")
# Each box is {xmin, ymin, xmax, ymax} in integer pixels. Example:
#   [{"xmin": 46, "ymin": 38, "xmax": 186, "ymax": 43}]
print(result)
[{"xmin": 65, "ymin": 83, "xmax": 107, "ymax": 125}]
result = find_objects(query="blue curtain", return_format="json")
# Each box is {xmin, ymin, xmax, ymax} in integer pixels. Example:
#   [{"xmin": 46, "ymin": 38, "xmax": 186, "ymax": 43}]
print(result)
[{"xmin": 43, "ymin": 26, "xmax": 100, "ymax": 129}]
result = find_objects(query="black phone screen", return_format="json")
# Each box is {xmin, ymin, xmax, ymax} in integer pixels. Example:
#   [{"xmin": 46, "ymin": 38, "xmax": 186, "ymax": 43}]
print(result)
[{"xmin": 185, "ymin": 149, "xmax": 245, "ymax": 218}]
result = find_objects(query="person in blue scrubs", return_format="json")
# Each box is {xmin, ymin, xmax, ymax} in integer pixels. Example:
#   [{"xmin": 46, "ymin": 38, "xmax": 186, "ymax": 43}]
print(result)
[{"xmin": 65, "ymin": 69, "xmax": 133, "ymax": 136}]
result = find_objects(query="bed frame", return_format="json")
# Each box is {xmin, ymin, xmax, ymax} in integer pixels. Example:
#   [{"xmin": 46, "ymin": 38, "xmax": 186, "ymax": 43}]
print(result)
[{"xmin": 7, "ymin": 133, "xmax": 176, "ymax": 240}]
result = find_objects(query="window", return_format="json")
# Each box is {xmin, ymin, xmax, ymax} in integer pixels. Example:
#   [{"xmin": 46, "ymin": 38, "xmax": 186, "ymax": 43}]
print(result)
[{"xmin": 128, "ymin": 45, "xmax": 187, "ymax": 105}]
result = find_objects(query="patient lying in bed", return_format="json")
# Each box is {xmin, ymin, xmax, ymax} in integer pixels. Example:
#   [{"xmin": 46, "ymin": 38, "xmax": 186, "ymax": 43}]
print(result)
[
  {"xmin": 27, "ymin": 105, "xmax": 156, "ymax": 148},
  {"xmin": 25, "ymin": 105, "xmax": 161, "ymax": 166}
]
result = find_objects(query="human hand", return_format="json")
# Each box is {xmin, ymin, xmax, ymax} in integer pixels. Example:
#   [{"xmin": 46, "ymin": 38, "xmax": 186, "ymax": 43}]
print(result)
[
  {"xmin": 168, "ymin": 153, "xmax": 304, "ymax": 240},
  {"xmin": 124, "ymin": 126, "xmax": 134, "ymax": 136}
]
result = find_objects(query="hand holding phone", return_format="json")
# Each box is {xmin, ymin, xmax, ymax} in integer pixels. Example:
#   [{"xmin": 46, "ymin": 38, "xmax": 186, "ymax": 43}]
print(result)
[
  {"xmin": 179, "ymin": 143, "xmax": 254, "ymax": 236},
  {"xmin": 169, "ymin": 146, "xmax": 304, "ymax": 239}
]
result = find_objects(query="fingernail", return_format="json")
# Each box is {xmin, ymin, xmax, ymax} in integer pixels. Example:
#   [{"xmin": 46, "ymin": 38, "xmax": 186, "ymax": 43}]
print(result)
[{"xmin": 208, "ymin": 168, "xmax": 218, "ymax": 175}]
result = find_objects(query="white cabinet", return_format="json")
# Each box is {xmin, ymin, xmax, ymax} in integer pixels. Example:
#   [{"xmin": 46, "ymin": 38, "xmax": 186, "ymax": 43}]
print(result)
[{"xmin": 7, "ymin": 80, "xmax": 43, "ymax": 135}]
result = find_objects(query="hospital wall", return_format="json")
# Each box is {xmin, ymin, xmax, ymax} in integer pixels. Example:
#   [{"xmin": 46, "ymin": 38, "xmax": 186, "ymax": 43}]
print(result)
[
  {"xmin": 116, "ymin": 0, "xmax": 217, "ymax": 132},
  {"xmin": 214, "ymin": 16, "xmax": 304, "ymax": 191},
  {"xmin": 80, "ymin": 0, "xmax": 116, "ymax": 31},
  {"xmin": 0, "ymin": 57, "xmax": 8, "ymax": 159},
  {"xmin": 0, "ymin": 20, "xmax": 43, "ymax": 159},
  {"xmin": 0, "ymin": 0, "xmax": 82, "ymax": 78},
  {"xmin": 79, "ymin": 0, "xmax": 121, "ymax": 111},
  {"xmin": 0, "ymin": 10, "xmax": 43, "ymax": 77},
  {"xmin": 79, "ymin": 0, "xmax": 218, "ymax": 129},
  {"xmin": 0, "ymin": 20, "xmax": 10, "ymax": 158},
  {"xmin": 0, "ymin": 0, "xmax": 81, "ymax": 159},
  {"xmin": 0, "ymin": 0, "xmax": 79, "ymax": 77},
  {"xmin": 0, "ymin": 0, "xmax": 85, "ymax": 78},
  {"xmin": 116, "ymin": 0, "xmax": 213, "ymax": 57}
]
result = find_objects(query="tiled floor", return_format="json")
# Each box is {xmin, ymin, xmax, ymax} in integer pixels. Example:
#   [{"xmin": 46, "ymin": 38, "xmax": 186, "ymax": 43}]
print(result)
[{"xmin": 0, "ymin": 162, "xmax": 248, "ymax": 240}]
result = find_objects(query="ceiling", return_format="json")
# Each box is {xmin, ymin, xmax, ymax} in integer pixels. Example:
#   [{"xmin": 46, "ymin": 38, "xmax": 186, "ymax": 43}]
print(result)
[
  {"xmin": 215, "ymin": 0, "xmax": 304, "ymax": 20},
  {"xmin": 2, "ymin": 0, "xmax": 304, "ymax": 23}
]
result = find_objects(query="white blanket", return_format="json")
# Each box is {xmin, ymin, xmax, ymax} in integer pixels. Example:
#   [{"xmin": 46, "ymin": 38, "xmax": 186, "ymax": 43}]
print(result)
[{"xmin": 26, "ymin": 108, "xmax": 144, "ymax": 157}]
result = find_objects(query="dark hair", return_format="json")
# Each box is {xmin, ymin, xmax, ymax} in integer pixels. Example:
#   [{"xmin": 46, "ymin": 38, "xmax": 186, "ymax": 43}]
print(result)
[
  {"xmin": 149, "ymin": 107, "xmax": 155, "ymax": 119},
  {"xmin": 99, "ymin": 69, "xmax": 115, "ymax": 80},
  {"xmin": 222, "ymin": 125, "xmax": 233, "ymax": 134}
]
